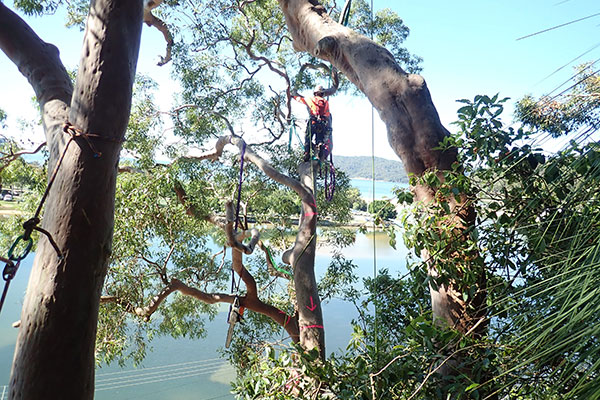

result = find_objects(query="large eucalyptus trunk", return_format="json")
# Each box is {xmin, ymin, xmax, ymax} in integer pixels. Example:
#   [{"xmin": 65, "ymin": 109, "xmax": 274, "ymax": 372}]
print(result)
[
  {"xmin": 0, "ymin": 0, "xmax": 142, "ymax": 398},
  {"xmin": 292, "ymin": 161, "xmax": 324, "ymax": 354},
  {"xmin": 277, "ymin": 0, "xmax": 486, "ymax": 357}
]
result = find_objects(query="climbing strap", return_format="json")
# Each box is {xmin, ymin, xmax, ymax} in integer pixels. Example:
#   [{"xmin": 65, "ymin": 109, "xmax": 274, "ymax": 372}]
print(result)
[
  {"xmin": 265, "ymin": 245, "xmax": 292, "ymax": 277},
  {"xmin": 288, "ymin": 117, "xmax": 303, "ymax": 151}
]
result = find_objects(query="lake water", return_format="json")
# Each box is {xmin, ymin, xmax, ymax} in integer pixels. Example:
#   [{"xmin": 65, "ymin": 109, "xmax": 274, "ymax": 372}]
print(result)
[
  {"xmin": 0, "ymin": 180, "xmax": 408, "ymax": 399},
  {"xmin": 349, "ymin": 178, "xmax": 406, "ymax": 200}
]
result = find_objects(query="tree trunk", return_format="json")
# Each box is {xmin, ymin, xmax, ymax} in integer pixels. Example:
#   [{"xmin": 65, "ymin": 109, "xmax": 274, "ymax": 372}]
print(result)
[
  {"xmin": 277, "ymin": 0, "xmax": 485, "ymax": 343},
  {"xmin": 1, "ymin": 0, "xmax": 143, "ymax": 398},
  {"xmin": 292, "ymin": 161, "xmax": 324, "ymax": 354}
]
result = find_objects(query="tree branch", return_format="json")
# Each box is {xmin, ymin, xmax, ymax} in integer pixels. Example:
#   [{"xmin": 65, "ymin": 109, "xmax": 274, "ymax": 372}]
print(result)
[
  {"xmin": 173, "ymin": 179, "xmax": 227, "ymax": 228},
  {"xmin": 0, "ymin": 141, "xmax": 46, "ymax": 171},
  {"xmin": 0, "ymin": 3, "xmax": 72, "ymax": 110}
]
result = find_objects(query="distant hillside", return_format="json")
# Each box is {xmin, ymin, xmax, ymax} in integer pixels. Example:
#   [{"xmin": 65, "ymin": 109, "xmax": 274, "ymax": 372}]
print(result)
[{"xmin": 333, "ymin": 155, "xmax": 408, "ymax": 183}]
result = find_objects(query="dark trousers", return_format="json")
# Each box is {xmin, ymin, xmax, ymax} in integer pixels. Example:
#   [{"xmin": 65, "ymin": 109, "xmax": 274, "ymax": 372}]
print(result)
[{"xmin": 304, "ymin": 118, "xmax": 332, "ymax": 161}]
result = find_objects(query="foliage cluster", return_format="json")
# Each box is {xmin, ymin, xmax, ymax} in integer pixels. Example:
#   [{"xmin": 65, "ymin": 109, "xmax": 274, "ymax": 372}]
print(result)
[
  {"xmin": 367, "ymin": 199, "xmax": 397, "ymax": 221},
  {"xmin": 232, "ymin": 83, "xmax": 600, "ymax": 399}
]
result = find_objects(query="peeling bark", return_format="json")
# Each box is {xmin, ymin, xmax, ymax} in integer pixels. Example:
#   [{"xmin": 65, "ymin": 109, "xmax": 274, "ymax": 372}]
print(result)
[{"xmin": 1, "ymin": 0, "xmax": 143, "ymax": 398}]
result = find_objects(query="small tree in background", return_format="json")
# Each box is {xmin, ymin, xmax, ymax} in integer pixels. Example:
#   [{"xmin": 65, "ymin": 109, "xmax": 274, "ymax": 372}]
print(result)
[{"xmin": 368, "ymin": 199, "xmax": 397, "ymax": 221}]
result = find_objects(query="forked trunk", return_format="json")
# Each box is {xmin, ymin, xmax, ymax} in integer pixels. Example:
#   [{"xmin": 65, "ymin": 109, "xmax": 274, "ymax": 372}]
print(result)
[{"xmin": 3, "ymin": 0, "xmax": 143, "ymax": 398}]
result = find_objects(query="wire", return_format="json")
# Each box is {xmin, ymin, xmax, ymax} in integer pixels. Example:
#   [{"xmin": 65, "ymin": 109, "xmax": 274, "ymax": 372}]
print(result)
[
  {"xmin": 96, "ymin": 362, "xmax": 230, "ymax": 385},
  {"xmin": 96, "ymin": 357, "xmax": 224, "ymax": 378},
  {"xmin": 95, "ymin": 363, "xmax": 234, "ymax": 391},
  {"xmin": 516, "ymin": 12, "xmax": 600, "ymax": 41},
  {"xmin": 369, "ymin": 0, "xmax": 379, "ymax": 357},
  {"xmin": 534, "ymin": 42, "xmax": 600, "ymax": 87}
]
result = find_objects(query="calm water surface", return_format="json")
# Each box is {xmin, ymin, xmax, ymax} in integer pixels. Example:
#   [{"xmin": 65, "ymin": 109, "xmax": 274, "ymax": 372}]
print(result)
[{"xmin": 0, "ymin": 180, "xmax": 408, "ymax": 399}]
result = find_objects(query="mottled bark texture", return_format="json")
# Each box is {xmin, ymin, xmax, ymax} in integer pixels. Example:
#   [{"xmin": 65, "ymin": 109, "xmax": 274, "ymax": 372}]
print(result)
[
  {"xmin": 0, "ymin": 0, "xmax": 142, "ymax": 398},
  {"xmin": 277, "ymin": 0, "xmax": 485, "ymax": 338}
]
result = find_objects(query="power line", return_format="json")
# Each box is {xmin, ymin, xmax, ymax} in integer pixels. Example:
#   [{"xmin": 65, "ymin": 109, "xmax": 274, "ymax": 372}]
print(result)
[
  {"xmin": 95, "ymin": 363, "xmax": 234, "ymax": 392},
  {"xmin": 534, "ymin": 41, "xmax": 600, "ymax": 87},
  {"xmin": 96, "ymin": 361, "xmax": 231, "ymax": 386},
  {"xmin": 96, "ymin": 357, "xmax": 224, "ymax": 378},
  {"xmin": 516, "ymin": 12, "xmax": 600, "ymax": 41}
]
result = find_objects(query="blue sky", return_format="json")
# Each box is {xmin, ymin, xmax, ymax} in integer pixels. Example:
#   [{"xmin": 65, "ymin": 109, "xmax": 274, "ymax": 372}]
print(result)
[{"xmin": 0, "ymin": 0, "xmax": 598, "ymax": 160}]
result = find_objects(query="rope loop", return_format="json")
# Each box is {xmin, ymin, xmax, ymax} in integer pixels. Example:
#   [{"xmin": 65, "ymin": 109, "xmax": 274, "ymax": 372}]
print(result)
[
  {"xmin": 63, "ymin": 121, "xmax": 123, "ymax": 158},
  {"xmin": 22, "ymin": 217, "xmax": 40, "ymax": 241}
]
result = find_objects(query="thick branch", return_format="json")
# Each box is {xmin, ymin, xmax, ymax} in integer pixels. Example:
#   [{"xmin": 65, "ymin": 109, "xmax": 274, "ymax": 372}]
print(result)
[
  {"xmin": 231, "ymin": 247, "xmax": 300, "ymax": 341},
  {"xmin": 102, "ymin": 275, "xmax": 300, "ymax": 341},
  {"xmin": 101, "ymin": 279, "xmax": 233, "ymax": 320},
  {"xmin": 225, "ymin": 201, "xmax": 260, "ymax": 254},
  {"xmin": 9, "ymin": 0, "xmax": 143, "ymax": 397},
  {"xmin": 278, "ymin": 0, "xmax": 455, "ymax": 184},
  {"xmin": 0, "ymin": 3, "xmax": 72, "ymax": 109},
  {"xmin": 143, "ymin": 8, "xmax": 173, "ymax": 66},
  {"xmin": 0, "ymin": 2, "xmax": 72, "ymax": 168}
]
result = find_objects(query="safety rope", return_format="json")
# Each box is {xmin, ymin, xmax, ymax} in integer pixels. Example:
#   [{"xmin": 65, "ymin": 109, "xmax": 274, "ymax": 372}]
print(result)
[
  {"xmin": 1, "ymin": 122, "xmax": 120, "ymax": 315},
  {"xmin": 369, "ymin": 0, "xmax": 379, "ymax": 359},
  {"xmin": 226, "ymin": 141, "xmax": 248, "ymax": 346},
  {"xmin": 340, "ymin": 0, "xmax": 352, "ymax": 26},
  {"xmin": 324, "ymin": 151, "xmax": 336, "ymax": 202},
  {"xmin": 234, "ymin": 141, "xmax": 246, "ymax": 232},
  {"xmin": 230, "ymin": 141, "xmax": 246, "ymax": 294}
]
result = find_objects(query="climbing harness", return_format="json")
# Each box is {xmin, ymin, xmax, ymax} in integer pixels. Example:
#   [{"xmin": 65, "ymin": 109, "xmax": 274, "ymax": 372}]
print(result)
[{"xmin": 0, "ymin": 122, "xmax": 119, "ymax": 316}]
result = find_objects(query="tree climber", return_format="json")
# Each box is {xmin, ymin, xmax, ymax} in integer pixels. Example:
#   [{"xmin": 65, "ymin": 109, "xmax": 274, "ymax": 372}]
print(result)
[{"xmin": 292, "ymin": 85, "xmax": 333, "ymax": 162}]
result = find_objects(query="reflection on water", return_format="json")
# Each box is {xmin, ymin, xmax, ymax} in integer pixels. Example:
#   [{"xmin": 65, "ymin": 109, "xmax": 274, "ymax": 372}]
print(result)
[{"xmin": 0, "ymin": 231, "xmax": 409, "ymax": 399}]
